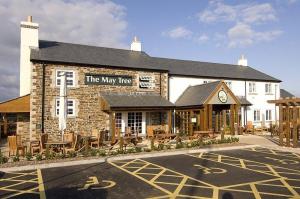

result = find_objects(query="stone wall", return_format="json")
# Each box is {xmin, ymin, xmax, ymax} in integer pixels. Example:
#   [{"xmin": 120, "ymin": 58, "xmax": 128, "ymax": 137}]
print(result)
[
  {"xmin": 17, "ymin": 113, "xmax": 30, "ymax": 142},
  {"xmin": 30, "ymin": 63, "xmax": 168, "ymax": 140}
]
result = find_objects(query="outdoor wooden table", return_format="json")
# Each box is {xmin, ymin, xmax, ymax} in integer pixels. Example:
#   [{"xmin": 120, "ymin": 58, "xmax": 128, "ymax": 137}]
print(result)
[
  {"xmin": 45, "ymin": 141, "xmax": 71, "ymax": 153},
  {"xmin": 123, "ymin": 134, "xmax": 138, "ymax": 146}
]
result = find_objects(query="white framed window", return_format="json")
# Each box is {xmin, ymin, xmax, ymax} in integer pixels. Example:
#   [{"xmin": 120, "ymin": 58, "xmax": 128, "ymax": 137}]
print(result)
[
  {"xmin": 266, "ymin": 110, "xmax": 272, "ymax": 121},
  {"xmin": 249, "ymin": 82, "xmax": 256, "ymax": 93},
  {"xmin": 225, "ymin": 81, "xmax": 232, "ymax": 89},
  {"xmin": 56, "ymin": 70, "xmax": 75, "ymax": 87},
  {"xmin": 115, "ymin": 112, "xmax": 122, "ymax": 129},
  {"xmin": 265, "ymin": 83, "xmax": 272, "ymax": 94},
  {"xmin": 56, "ymin": 99, "xmax": 76, "ymax": 117},
  {"xmin": 254, "ymin": 110, "xmax": 261, "ymax": 121}
]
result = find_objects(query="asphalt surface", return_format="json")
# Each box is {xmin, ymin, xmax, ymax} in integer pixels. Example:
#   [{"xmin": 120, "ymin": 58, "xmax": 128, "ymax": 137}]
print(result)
[{"xmin": 1, "ymin": 146, "xmax": 300, "ymax": 199}]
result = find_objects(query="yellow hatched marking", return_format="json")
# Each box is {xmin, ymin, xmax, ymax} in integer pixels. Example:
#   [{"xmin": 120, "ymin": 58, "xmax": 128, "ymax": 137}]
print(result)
[
  {"xmin": 110, "ymin": 159, "xmax": 217, "ymax": 198},
  {"xmin": 217, "ymin": 155, "xmax": 221, "ymax": 162},
  {"xmin": 279, "ymin": 178, "xmax": 300, "ymax": 197},
  {"xmin": 250, "ymin": 183, "xmax": 262, "ymax": 199}
]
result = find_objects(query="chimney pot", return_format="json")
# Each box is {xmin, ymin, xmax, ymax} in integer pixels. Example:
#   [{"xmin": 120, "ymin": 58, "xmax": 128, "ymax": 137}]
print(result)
[
  {"xmin": 130, "ymin": 36, "xmax": 142, "ymax": 52},
  {"xmin": 27, "ymin": 16, "xmax": 32, "ymax": 22},
  {"xmin": 237, "ymin": 54, "xmax": 248, "ymax": 66}
]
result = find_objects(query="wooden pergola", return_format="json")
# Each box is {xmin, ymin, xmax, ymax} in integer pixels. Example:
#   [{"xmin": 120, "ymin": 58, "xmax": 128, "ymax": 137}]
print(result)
[{"xmin": 268, "ymin": 98, "xmax": 300, "ymax": 148}]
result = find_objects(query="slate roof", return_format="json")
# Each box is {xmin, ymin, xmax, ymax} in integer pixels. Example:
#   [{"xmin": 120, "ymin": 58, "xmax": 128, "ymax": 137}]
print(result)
[
  {"xmin": 175, "ymin": 81, "xmax": 221, "ymax": 107},
  {"xmin": 30, "ymin": 40, "xmax": 281, "ymax": 82},
  {"xmin": 101, "ymin": 93, "xmax": 174, "ymax": 109},
  {"xmin": 280, "ymin": 89, "xmax": 295, "ymax": 98},
  {"xmin": 237, "ymin": 97, "xmax": 252, "ymax": 106}
]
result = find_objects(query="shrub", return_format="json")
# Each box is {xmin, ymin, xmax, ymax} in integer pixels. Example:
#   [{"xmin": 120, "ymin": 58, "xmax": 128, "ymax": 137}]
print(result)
[
  {"xmin": 0, "ymin": 150, "xmax": 8, "ymax": 164},
  {"xmin": 25, "ymin": 152, "xmax": 33, "ymax": 161},
  {"xmin": 13, "ymin": 155, "xmax": 20, "ymax": 162},
  {"xmin": 126, "ymin": 148, "xmax": 135, "ymax": 154},
  {"xmin": 98, "ymin": 150, "xmax": 106, "ymax": 157},
  {"xmin": 157, "ymin": 143, "xmax": 164, "ymax": 151},
  {"xmin": 150, "ymin": 138, "xmax": 155, "ymax": 150},
  {"xmin": 175, "ymin": 142, "xmax": 184, "ymax": 149},
  {"xmin": 135, "ymin": 147, "xmax": 142, "ymax": 153},
  {"xmin": 90, "ymin": 149, "xmax": 98, "ymax": 156},
  {"xmin": 190, "ymin": 141, "xmax": 199, "ymax": 148},
  {"xmin": 165, "ymin": 144, "xmax": 171, "ymax": 150},
  {"xmin": 35, "ymin": 153, "xmax": 43, "ymax": 161},
  {"xmin": 143, "ymin": 148, "xmax": 152, "ymax": 152},
  {"xmin": 67, "ymin": 151, "xmax": 77, "ymax": 158}
]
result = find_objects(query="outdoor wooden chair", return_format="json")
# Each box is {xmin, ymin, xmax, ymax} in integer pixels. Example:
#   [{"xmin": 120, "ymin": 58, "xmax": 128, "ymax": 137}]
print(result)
[
  {"xmin": 146, "ymin": 126, "xmax": 154, "ymax": 138},
  {"xmin": 65, "ymin": 134, "xmax": 81, "ymax": 153},
  {"xmin": 246, "ymin": 121, "xmax": 254, "ymax": 134},
  {"xmin": 90, "ymin": 129, "xmax": 101, "ymax": 148},
  {"xmin": 7, "ymin": 135, "xmax": 26, "ymax": 156},
  {"xmin": 39, "ymin": 133, "xmax": 48, "ymax": 154},
  {"xmin": 7, "ymin": 136, "xmax": 17, "ymax": 156},
  {"xmin": 63, "ymin": 132, "xmax": 74, "ymax": 146}
]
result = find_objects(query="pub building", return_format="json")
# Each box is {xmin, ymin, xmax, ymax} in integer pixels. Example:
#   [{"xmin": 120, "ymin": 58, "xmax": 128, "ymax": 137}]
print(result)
[{"xmin": 0, "ymin": 16, "xmax": 282, "ymax": 143}]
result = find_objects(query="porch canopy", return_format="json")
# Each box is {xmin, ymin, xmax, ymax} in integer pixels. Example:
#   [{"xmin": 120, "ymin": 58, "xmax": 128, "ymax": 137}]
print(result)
[
  {"xmin": 0, "ymin": 95, "xmax": 30, "ymax": 113},
  {"xmin": 100, "ymin": 93, "xmax": 175, "ymax": 141},
  {"xmin": 175, "ymin": 81, "xmax": 244, "ymax": 135},
  {"xmin": 100, "ymin": 93, "xmax": 175, "ymax": 111}
]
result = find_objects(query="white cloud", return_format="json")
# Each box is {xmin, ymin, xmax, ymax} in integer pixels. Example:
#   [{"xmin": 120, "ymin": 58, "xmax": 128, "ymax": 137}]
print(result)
[
  {"xmin": 162, "ymin": 26, "xmax": 192, "ymax": 39},
  {"xmin": 196, "ymin": 34, "xmax": 209, "ymax": 43},
  {"xmin": 0, "ymin": 0, "xmax": 128, "ymax": 101},
  {"xmin": 228, "ymin": 23, "xmax": 283, "ymax": 48},
  {"xmin": 198, "ymin": 1, "xmax": 276, "ymax": 24}
]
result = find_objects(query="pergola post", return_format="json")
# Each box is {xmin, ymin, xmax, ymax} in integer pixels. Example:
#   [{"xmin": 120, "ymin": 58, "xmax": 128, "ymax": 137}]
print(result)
[
  {"xmin": 189, "ymin": 110, "xmax": 193, "ymax": 136},
  {"xmin": 203, "ymin": 105, "xmax": 208, "ymax": 131},
  {"xmin": 208, "ymin": 104, "xmax": 213, "ymax": 130},
  {"xmin": 3, "ymin": 113, "xmax": 7, "ymax": 137},
  {"xmin": 110, "ymin": 112, "xmax": 116, "ymax": 143},
  {"xmin": 279, "ymin": 105, "xmax": 283, "ymax": 146},
  {"xmin": 215, "ymin": 111, "xmax": 219, "ymax": 132},
  {"xmin": 286, "ymin": 106, "xmax": 291, "ymax": 147},
  {"xmin": 168, "ymin": 110, "xmax": 172, "ymax": 133},
  {"xmin": 230, "ymin": 104, "xmax": 235, "ymax": 135},
  {"xmin": 293, "ymin": 106, "xmax": 298, "ymax": 148},
  {"xmin": 235, "ymin": 105, "xmax": 240, "ymax": 135}
]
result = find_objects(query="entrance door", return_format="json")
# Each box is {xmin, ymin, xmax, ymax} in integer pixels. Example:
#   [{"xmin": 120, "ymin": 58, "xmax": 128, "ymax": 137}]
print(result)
[{"xmin": 128, "ymin": 112, "xmax": 142, "ymax": 134}]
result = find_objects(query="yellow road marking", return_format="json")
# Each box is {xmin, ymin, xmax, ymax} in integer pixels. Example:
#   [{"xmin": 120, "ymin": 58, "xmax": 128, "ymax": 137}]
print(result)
[
  {"xmin": 172, "ymin": 176, "xmax": 188, "ymax": 197},
  {"xmin": 150, "ymin": 168, "xmax": 167, "ymax": 183},
  {"xmin": 217, "ymin": 155, "xmax": 221, "ymax": 162},
  {"xmin": 240, "ymin": 159, "xmax": 246, "ymax": 169},
  {"xmin": 37, "ymin": 169, "xmax": 46, "ymax": 199},
  {"xmin": 250, "ymin": 183, "xmax": 262, "ymax": 199},
  {"xmin": 279, "ymin": 178, "xmax": 300, "ymax": 197}
]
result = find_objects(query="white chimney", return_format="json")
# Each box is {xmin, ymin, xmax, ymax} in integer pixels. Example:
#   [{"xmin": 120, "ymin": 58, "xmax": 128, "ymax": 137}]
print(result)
[
  {"xmin": 237, "ymin": 54, "xmax": 248, "ymax": 66},
  {"xmin": 20, "ymin": 16, "xmax": 39, "ymax": 96},
  {"xmin": 130, "ymin": 36, "xmax": 142, "ymax": 52}
]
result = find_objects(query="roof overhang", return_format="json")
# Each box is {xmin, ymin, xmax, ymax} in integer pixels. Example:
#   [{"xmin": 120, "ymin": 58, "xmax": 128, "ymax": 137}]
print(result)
[{"xmin": 0, "ymin": 95, "xmax": 30, "ymax": 113}]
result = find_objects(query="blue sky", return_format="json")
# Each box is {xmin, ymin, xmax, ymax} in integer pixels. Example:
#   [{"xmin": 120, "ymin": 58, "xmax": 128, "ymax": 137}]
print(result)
[{"xmin": 0, "ymin": 0, "xmax": 299, "ymax": 101}]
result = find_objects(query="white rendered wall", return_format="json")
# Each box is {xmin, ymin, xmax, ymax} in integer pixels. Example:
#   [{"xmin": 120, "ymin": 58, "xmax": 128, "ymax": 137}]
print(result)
[
  {"xmin": 169, "ymin": 76, "xmax": 280, "ymax": 127},
  {"xmin": 20, "ymin": 21, "xmax": 39, "ymax": 96}
]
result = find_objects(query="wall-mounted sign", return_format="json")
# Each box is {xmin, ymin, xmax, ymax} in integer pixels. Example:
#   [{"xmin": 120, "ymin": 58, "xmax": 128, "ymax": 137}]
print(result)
[
  {"xmin": 218, "ymin": 90, "xmax": 228, "ymax": 103},
  {"xmin": 139, "ymin": 75, "xmax": 155, "ymax": 89},
  {"xmin": 85, "ymin": 74, "xmax": 132, "ymax": 86}
]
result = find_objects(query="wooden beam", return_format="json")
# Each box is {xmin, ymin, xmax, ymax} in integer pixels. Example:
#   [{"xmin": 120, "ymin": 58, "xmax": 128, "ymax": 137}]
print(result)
[
  {"xmin": 203, "ymin": 105, "xmax": 208, "ymax": 131},
  {"xmin": 293, "ymin": 106, "xmax": 298, "ymax": 148},
  {"xmin": 168, "ymin": 110, "xmax": 172, "ymax": 133},
  {"xmin": 286, "ymin": 106, "xmax": 291, "ymax": 147},
  {"xmin": 230, "ymin": 105, "xmax": 235, "ymax": 135},
  {"xmin": 110, "ymin": 112, "xmax": 116, "ymax": 143},
  {"xmin": 189, "ymin": 110, "xmax": 193, "ymax": 136},
  {"xmin": 3, "ymin": 113, "xmax": 7, "ymax": 136},
  {"xmin": 236, "ymin": 105, "xmax": 240, "ymax": 134},
  {"xmin": 215, "ymin": 111, "xmax": 219, "ymax": 132},
  {"xmin": 208, "ymin": 104, "xmax": 213, "ymax": 130},
  {"xmin": 279, "ymin": 105, "xmax": 283, "ymax": 146}
]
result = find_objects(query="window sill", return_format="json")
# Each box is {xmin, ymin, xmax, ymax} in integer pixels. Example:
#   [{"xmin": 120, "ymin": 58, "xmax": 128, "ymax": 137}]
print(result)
[
  {"xmin": 248, "ymin": 93, "xmax": 258, "ymax": 95},
  {"xmin": 265, "ymin": 93, "xmax": 274, "ymax": 95}
]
